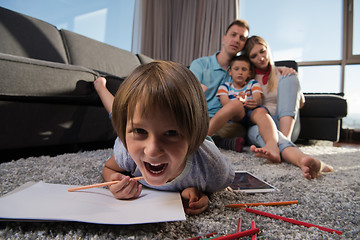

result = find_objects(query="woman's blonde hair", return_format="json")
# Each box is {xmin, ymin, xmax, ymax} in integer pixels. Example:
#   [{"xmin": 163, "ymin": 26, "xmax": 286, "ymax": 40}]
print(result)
[
  {"xmin": 242, "ymin": 36, "xmax": 278, "ymax": 92},
  {"xmin": 112, "ymin": 60, "xmax": 209, "ymax": 155}
]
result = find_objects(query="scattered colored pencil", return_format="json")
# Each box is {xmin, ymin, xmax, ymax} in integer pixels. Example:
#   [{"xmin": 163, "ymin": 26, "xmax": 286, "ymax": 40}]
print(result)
[
  {"xmin": 245, "ymin": 208, "xmax": 342, "ymax": 235},
  {"xmin": 235, "ymin": 218, "xmax": 242, "ymax": 240},
  {"xmin": 236, "ymin": 218, "xmax": 242, "ymax": 233},
  {"xmin": 212, "ymin": 228, "xmax": 260, "ymax": 240},
  {"xmin": 67, "ymin": 177, "xmax": 143, "ymax": 192},
  {"xmin": 225, "ymin": 200, "xmax": 298, "ymax": 208},
  {"xmin": 251, "ymin": 220, "xmax": 257, "ymax": 240}
]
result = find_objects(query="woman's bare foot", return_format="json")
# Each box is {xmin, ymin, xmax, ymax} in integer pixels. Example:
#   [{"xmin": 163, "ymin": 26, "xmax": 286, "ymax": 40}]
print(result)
[
  {"xmin": 250, "ymin": 145, "xmax": 281, "ymax": 163},
  {"xmin": 300, "ymin": 156, "xmax": 334, "ymax": 180},
  {"xmin": 281, "ymin": 146, "xmax": 335, "ymax": 180}
]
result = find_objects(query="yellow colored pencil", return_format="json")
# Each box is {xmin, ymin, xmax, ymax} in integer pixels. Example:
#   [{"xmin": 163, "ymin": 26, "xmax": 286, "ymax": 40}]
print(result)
[{"xmin": 68, "ymin": 177, "xmax": 143, "ymax": 192}]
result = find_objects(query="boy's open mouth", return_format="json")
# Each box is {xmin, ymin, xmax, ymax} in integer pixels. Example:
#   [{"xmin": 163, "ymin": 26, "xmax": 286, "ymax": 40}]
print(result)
[{"xmin": 144, "ymin": 162, "xmax": 168, "ymax": 175}]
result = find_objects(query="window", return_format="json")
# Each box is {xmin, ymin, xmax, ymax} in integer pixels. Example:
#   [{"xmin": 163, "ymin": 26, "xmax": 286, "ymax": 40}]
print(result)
[
  {"xmin": 343, "ymin": 64, "xmax": 360, "ymax": 129},
  {"xmin": 239, "ymin": 0, "xmax": 360, "ymax": 130},
  {"xmin": 239, "ymin": 0, "xmax": 342, "ymax": 62},
  {"xmin": 299, "ymin": 66, "xmax": 342, "ymax": 93}
]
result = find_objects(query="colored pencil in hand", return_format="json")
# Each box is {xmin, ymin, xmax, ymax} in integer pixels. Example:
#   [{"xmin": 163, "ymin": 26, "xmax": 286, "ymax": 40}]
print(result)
[{"xmin": 67, "ymin": 177, "xmax": 143, "ymax": 192}]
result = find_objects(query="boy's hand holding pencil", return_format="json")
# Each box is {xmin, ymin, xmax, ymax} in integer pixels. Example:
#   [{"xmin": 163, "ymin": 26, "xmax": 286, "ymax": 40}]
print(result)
[
  {"xmin": 68, "ymin": 174, "xmax": 143, "ymax": 200},
  {"xmin": 104, "ymin": 173, "xmax": 143, "ymax": 200}
]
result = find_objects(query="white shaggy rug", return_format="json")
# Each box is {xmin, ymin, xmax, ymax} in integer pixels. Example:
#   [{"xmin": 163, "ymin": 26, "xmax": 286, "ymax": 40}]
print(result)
[{"xmin": 0, "ymin": 143, "xmax": 359, "ymax": 239}]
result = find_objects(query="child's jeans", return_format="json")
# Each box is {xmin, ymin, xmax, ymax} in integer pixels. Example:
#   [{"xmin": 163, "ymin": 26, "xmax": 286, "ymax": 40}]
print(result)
[{"xmin": 247, "ymin": 74, "xmax": 302, "ymax": 152}]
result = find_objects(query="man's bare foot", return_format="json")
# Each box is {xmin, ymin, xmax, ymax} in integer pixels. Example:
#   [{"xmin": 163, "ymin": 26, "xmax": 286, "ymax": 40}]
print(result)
[
  {"xmin": 250, "ymin": 145, "xmax": 281, "ymax": 163},
  {"xmin": 300, "ymin": 156, "xmax": 333, "ymax": 180}
]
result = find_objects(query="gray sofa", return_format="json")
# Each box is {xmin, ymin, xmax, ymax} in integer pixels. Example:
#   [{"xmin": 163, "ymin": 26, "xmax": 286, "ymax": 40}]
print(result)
[
  {"xmin": 0, "ymin": 7, "xmax": 347, "ymax": 158},
  {"xmin": 274, "ymin": 61, "xmax": 347, "ymax": 142},
  {"xmin": 0, "ymin": 6, "xmax": 152, "ymax": 155}
]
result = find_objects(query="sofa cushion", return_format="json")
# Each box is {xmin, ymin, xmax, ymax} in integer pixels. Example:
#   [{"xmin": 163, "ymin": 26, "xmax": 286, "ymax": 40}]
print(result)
[
  {"xmin": 61, "ymin": 29, "xmax": 141, "ymax": 78},
  {"xmin": 0, "ymin": 53, "xmax": 97, "ymax": 99},
  {"xmin": 0, "ymin": 7, "xmax": 68, "ymax": 63}
]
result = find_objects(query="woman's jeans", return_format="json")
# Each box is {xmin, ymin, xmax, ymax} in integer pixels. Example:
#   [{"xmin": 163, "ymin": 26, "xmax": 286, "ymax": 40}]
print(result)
[{"xmin": 247, "ymin": 74, "xmax": 302, "ymax": 152}]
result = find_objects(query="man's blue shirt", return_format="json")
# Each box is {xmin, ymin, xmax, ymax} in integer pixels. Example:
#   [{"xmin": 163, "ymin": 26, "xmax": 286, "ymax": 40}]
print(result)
[{"xmin": 189, "ymin": 52, "xmax": 231, "ymax": 117}]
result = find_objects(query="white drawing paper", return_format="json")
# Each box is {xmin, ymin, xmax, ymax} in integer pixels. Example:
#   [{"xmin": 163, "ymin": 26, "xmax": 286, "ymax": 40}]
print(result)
[{"xmin": 0, "ymin": 181, "xmax": 186, "ymax": 225}]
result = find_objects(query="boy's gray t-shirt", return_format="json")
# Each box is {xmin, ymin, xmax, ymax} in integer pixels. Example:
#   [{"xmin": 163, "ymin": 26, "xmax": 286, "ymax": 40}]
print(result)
[{"xmin": 113, "ymin": 138, "xmax": 235, "ymax": 193}]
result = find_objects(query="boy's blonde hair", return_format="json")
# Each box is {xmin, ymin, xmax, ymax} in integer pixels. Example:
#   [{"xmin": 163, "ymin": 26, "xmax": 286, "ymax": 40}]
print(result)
[
  {"xmin": 242, "ymin": 36, "xmax": 277, "ymax": 92},
  {"xmin": 112, "ymin": 61, "xmax": 209, "ymax": 155}
]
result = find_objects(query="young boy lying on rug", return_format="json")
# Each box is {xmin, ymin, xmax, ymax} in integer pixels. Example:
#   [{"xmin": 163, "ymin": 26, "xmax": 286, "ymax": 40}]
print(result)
[{"xmin": 94, "ymin": 61, "xmax": 235, "ymax": 215}]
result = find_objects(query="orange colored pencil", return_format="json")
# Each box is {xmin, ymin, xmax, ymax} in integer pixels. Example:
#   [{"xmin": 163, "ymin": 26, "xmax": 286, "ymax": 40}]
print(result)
[
  {"xmin": 67, "ymin": 177, "xmax": 143, "ymax": 192},
  {"xmin": 225, "ymin": 200, "xmax": 298, "ymax": 208}
]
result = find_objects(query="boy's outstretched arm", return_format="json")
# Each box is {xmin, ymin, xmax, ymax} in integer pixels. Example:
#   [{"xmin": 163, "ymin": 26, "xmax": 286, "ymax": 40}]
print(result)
[
  {"xmin": 94, "ymin": 77, "xmax": 114, "ymax": 114},
  {"xmin": 103, "ymin": 154, "xmax": 142, "ymax": 200},
  {"xmin": 181, "ymin": 187, "xmax": 209, "ymax": 215}
]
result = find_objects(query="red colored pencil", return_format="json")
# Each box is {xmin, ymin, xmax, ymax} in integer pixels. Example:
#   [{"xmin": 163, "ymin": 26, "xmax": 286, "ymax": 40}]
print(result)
[
  {"xmin": 251, "ymin": 220, "xmax": 257, "ymax": 240},
  {"xmin": 205, "ymin": 232, "xmax": 218, "ymax": 238},
  {"xmin": 212, "ymin": 228, "xmax": 260, "ymax": 240},
  {"xmin": 245, "ymin": 208, "xmax": 342, "ymax": 235},
  {"xmin": 235, "ymin": 218, "xmax": 242, "ymax": 240},
  {"xmin": 236, "ymin": 218, "xmax": 242, "ymax": 233}
]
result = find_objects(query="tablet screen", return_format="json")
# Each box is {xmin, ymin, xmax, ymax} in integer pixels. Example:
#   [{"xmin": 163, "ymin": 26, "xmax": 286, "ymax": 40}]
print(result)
[{"xmin": 229, "ymin": 171, "xmax": 277, "ymax": 193}]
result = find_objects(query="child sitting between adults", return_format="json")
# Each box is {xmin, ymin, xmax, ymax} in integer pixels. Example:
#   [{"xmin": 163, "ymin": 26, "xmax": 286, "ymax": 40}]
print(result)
[
  {"xmin": 209, "ymin": 55, "xmax": 281, "ymax": 162},
  {"xmin": 94, "ymin": 61, "xmax": 235, "ymax": 215}
]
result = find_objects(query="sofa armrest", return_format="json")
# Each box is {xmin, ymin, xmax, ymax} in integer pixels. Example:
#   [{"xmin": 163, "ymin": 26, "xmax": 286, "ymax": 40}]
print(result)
[{"xmin": 301, "ymin": 93, "xmax": 347, "ymax": 118}]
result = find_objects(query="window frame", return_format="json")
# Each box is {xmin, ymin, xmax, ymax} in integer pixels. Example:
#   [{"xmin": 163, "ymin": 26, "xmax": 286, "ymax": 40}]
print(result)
[{"xmin": 346, "ymin": 0, "xmax": 360, "ymax": 63}]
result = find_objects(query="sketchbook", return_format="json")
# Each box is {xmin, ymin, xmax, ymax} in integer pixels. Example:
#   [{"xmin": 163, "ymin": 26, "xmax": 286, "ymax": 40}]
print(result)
[{"xmin": 0, "ymin": 181, "xmax": 186, "ymax": 225}]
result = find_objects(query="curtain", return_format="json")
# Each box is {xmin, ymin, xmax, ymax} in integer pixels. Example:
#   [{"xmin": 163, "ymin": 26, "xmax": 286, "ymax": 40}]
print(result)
[{"xmin": 132, "ymin": 0, "xmax": 238, "ymax": 66}]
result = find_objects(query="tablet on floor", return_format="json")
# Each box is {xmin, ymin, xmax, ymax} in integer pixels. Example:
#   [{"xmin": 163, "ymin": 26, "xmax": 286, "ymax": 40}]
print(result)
[{"xmin": 229, "ymin": 171, "xmax": 277, "ymax": 193}]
